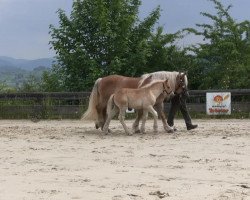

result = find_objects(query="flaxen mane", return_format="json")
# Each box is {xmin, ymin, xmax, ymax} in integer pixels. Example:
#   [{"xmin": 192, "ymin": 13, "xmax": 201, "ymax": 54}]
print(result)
[
  {"xmin": 139, "ymin": 80, "xmax": 165, "ymax": 88},
  {"xmin": 139, "ymin": 71, "xmax": 188, "ymax": 91}
]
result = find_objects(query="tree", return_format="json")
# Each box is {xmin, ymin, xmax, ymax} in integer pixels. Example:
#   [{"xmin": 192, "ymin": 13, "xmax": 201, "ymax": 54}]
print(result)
[
  {"xmin": 184, "ymin": 0, "xmax": 250, "ymax": 89},
  {"xmin": 0, "ymin": 81, "xmax": 16, "ymax": 93},
  {"xmin": 145, "ymin": 27, "xmax": 181, "ymax": 72},
  {"xmin": 19, "ymin": 75, "xmax": 42, "ymax": 92},
  {"xmin": 143, "ymin": 27, "xmax": 198, "ymax": 90},
  {"xmin": 48, "ymin": 0, "xmax": 161, "ymax": 91}
]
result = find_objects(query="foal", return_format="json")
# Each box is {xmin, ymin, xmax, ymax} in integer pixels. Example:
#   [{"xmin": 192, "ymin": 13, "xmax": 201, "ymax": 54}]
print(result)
[{"xmin": 103, "ymin": 79, "xmax": 174, "ymax": 135}]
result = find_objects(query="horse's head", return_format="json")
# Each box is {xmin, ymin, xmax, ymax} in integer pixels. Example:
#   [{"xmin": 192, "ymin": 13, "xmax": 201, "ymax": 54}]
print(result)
[
  {"xmin": 175, "ymin": 72, "xmax": 188, "ymax": 95},
  {"xmin": 163, "ymin": 79, "xmax": 175, "ymax": 98}
]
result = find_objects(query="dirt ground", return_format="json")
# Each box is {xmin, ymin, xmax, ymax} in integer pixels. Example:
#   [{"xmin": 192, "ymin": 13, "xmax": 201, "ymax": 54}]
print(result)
[{"xmin": 0, "ymin": 119, "xmax": 249, "ymax": 200}]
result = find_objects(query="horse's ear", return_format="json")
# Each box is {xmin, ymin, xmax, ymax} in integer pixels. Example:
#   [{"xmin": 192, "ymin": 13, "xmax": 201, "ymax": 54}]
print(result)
[
  {"xmin": 145, "ymin": 75, "xmax": 153, "ymax": 81},
  {"xmin": 140, "ymin": 74, "xmax": 153, "ymax": 87},
  {"xmin": 164, "ymin": 79, "xmax": 169, "ymax": 86},
  {"xmin": 179, "ymin": 71, "xmax": 187, "ymax": 77}
]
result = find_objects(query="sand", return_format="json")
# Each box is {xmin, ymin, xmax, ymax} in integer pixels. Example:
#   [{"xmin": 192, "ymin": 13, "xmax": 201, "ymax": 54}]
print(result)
[{"xmin": 0, "ymin": 119, "xmax": 249, "ymax": 200}]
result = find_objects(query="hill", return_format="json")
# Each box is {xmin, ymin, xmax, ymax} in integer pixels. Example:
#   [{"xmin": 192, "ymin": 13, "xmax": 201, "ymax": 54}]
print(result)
[
  {"xmin": 0, "ymin": 56, "xmax": 54, "ymax": 88},
  {"xmin": 0, "ymin": 56, "xmax": 53, "ymax": 71}
]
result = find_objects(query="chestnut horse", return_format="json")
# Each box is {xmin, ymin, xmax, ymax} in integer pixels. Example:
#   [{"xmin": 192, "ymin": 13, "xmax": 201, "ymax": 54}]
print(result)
[
  {"xmin": 82, "ymin": 71, "xmax": 187, "ymax": 132},
  {"xmin": 103, "ymin": 79, "xmax": 174, "ymax": 135}
]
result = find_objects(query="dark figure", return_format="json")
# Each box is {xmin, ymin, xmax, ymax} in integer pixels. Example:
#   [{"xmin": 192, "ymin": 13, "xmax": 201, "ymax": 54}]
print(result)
[{"xmin": 167, "ymin": 90, "xmax": 198, "ymax": 131}]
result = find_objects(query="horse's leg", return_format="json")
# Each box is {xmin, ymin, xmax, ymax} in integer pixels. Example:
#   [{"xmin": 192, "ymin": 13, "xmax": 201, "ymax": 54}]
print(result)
[
  {"xmin": 101, "ymin": 106, "xmax": 107, "ymax": 130},
  {"xmin": 140, "ymin": 110, "xmax": 148, "ymax": 134},
  {"xmin": 95, "ymin": 104, "xmax": 104, "ymax": 129},
  {"xmin": 103, "ymin": 106, "xmax": 118, "ymax": 135},
  {"xmin": 96, "ymin": 102, "xmax": 108, "ymax": 130},
  {"xmin": 154, "ymin": 95, "xmax": 172, "ymax": 132},
  {"xmin": 148, "ymin": 105, "xmax": 159, "ymax": 133},
  {"xmin": 132, "ymin": 109, "xmax": 143, "ymax": 133},
  {"xmin": 118, "ymin": 108, "xmax": 132, "ymax": 135},
  {"xmin": 154, "ymin": 103, "xmax": 174, "ymax": 133}
]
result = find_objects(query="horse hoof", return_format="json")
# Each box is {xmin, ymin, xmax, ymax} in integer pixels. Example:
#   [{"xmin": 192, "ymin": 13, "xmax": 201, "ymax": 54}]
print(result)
[
  {"xmin": 153, "ymin": 128, "xmax": 158, "ymax": 133},
  {"xmin": 134, "ymin": 130, "xmax": 141, "ymax": 134},
  {"xmin": 127, "ymin": 132, "xmax": 133, "ymax": 136},
  {"xmin": 167, "ymin": 129, "xmax": 174, "ymax": 133},
  {"xmin": 103, "ymin": 131, "xmax": 109, "ymax": 135},
  {"xmin": 108, "ymin": 129, "xmax": 112, "ymax": 133},
  {"xmin": 95, "ymin": 124, "xmax": 99, "ymax": 129}
]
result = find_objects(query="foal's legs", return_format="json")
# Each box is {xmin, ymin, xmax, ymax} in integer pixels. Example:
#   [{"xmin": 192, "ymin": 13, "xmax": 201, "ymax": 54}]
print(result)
[
  {"xmin": 132, "ymin": 109, "xmax": 143, "ymax": 133},
  {"xmin": 140, "ymin": 111, "xmax": 148, "ymax": 134},
  {"xmin": 148, "ymin": 105, "xmax": 159, "ymax": 133},
  {"xmin": 118, "ymin": 107, "xmax": 132, "ymax": 135},
  {"xmin": 103, "ymin": 106, "xmax": 118, "ymax": 135},
  {"xmin": 133, "ymin": 103, "xmax": 174, "ymax": 133}
]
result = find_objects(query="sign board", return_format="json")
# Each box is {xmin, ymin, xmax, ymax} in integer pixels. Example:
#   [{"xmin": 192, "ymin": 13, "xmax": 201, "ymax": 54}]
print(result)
[{"xmin": 206, "ymin": 92, "xmax": 231, "ymax": 115}]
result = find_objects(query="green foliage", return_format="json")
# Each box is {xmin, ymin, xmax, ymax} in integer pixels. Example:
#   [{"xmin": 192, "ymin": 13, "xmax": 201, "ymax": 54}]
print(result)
[
  {"xmin": 184, "ymin": 0, "xmax": 250, "ymax": 89},
  {"xmin": 0, "ymin": 65, "xmax": 50, "ymax": 92},
  {"xmin": 41, "ymin": 68, "xmax": 65, "ymax": 92},
  {"xmin": 145, "ymin": 27, "xmax": 182, "ymax": 72},
  {"xmin": 19, "ymin": 75, "xmax": 42, "ymax": 92},
  {"xmin": 0, "ymin": 81, "xmax": 17, "ymax": 93},
  {"xmin": 46, "ymin": 0, "xmax": 250, "ymax": 91},
  {"xmin": 48, "ymin": 0, "xmax": 162, "ymax": 91}
]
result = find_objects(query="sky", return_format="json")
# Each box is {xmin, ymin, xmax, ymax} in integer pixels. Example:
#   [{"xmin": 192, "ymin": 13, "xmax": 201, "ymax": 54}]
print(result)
[{"xmin": 0, "ymin": 0, "xmax": 250, "ymax": 60}]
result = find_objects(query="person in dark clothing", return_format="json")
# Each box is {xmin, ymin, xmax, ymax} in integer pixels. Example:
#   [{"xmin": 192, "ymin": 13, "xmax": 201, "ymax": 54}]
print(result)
[{"xmin": 167, "ymin": 89, "xmax": 198, "ymax": 131}]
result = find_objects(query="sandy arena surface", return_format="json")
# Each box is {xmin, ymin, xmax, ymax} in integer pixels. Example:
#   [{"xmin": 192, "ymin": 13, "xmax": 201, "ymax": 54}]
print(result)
[{"xmin": 0, "ymin": 119, "xmax": 249, "ymax": 200}]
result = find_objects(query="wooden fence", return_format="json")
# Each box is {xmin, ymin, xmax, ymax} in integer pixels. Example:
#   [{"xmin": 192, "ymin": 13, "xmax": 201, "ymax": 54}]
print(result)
[{"xmin": 0, "ymin": 89, "xmax": 249, "ymax": 119}]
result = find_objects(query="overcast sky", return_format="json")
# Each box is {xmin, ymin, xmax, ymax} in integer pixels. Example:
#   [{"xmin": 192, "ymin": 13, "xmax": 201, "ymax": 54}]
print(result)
[{"xmin": 0, "ymin": 0, "xmax": 249, "ymax": 60}]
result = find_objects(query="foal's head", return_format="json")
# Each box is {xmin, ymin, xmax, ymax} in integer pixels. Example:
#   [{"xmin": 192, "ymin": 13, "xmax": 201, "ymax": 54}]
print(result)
[
  {"xmin": 175, "ymin": 72, "xmax": 188, "ymax": 94},
  {"xmin": 162, "ymin": 79, "xmax": 174, "ymax": 97}
]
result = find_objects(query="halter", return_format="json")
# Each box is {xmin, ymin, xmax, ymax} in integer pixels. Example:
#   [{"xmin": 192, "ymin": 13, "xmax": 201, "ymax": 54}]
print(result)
[
  {"xmin": 175, "ymin": 75, "xmax": 187, "ymax": 93},
  {"xmin": 163, "ymin": 83, "xmax": 173, "ymax": 95}
]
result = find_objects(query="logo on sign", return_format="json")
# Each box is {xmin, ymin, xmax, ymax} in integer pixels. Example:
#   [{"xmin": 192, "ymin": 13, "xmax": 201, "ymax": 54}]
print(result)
[
  {"xmin": 213, "ymin": 94, "xmax": 230, "ymax": 104},
  {"xmin": 206, "ymin": 93, "xmax": 231, "ymax": 115}
]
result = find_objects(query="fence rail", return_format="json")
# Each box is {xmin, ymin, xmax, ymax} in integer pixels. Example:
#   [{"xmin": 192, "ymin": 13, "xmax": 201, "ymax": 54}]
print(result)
[
  {"xmin": 0, "ymin": 92, "xmax": 90, "ymax": 100},
  {"xmin": 1, "ymin": 89, "xmax": 250, "ymax": 99},
  {"xmin": 0, "ymin": 89, "xmax": 249, "ymax": 119}
]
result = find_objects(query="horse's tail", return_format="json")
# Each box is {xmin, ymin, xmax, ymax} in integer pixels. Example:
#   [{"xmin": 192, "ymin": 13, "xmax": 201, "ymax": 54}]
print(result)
[
  {"xmin": 106, "ymin": 94, "xmax": 115, "ymax": 115},
  {"xmin": 82, "ymin": 78, "xmax": 102, "ymax": 120}
]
